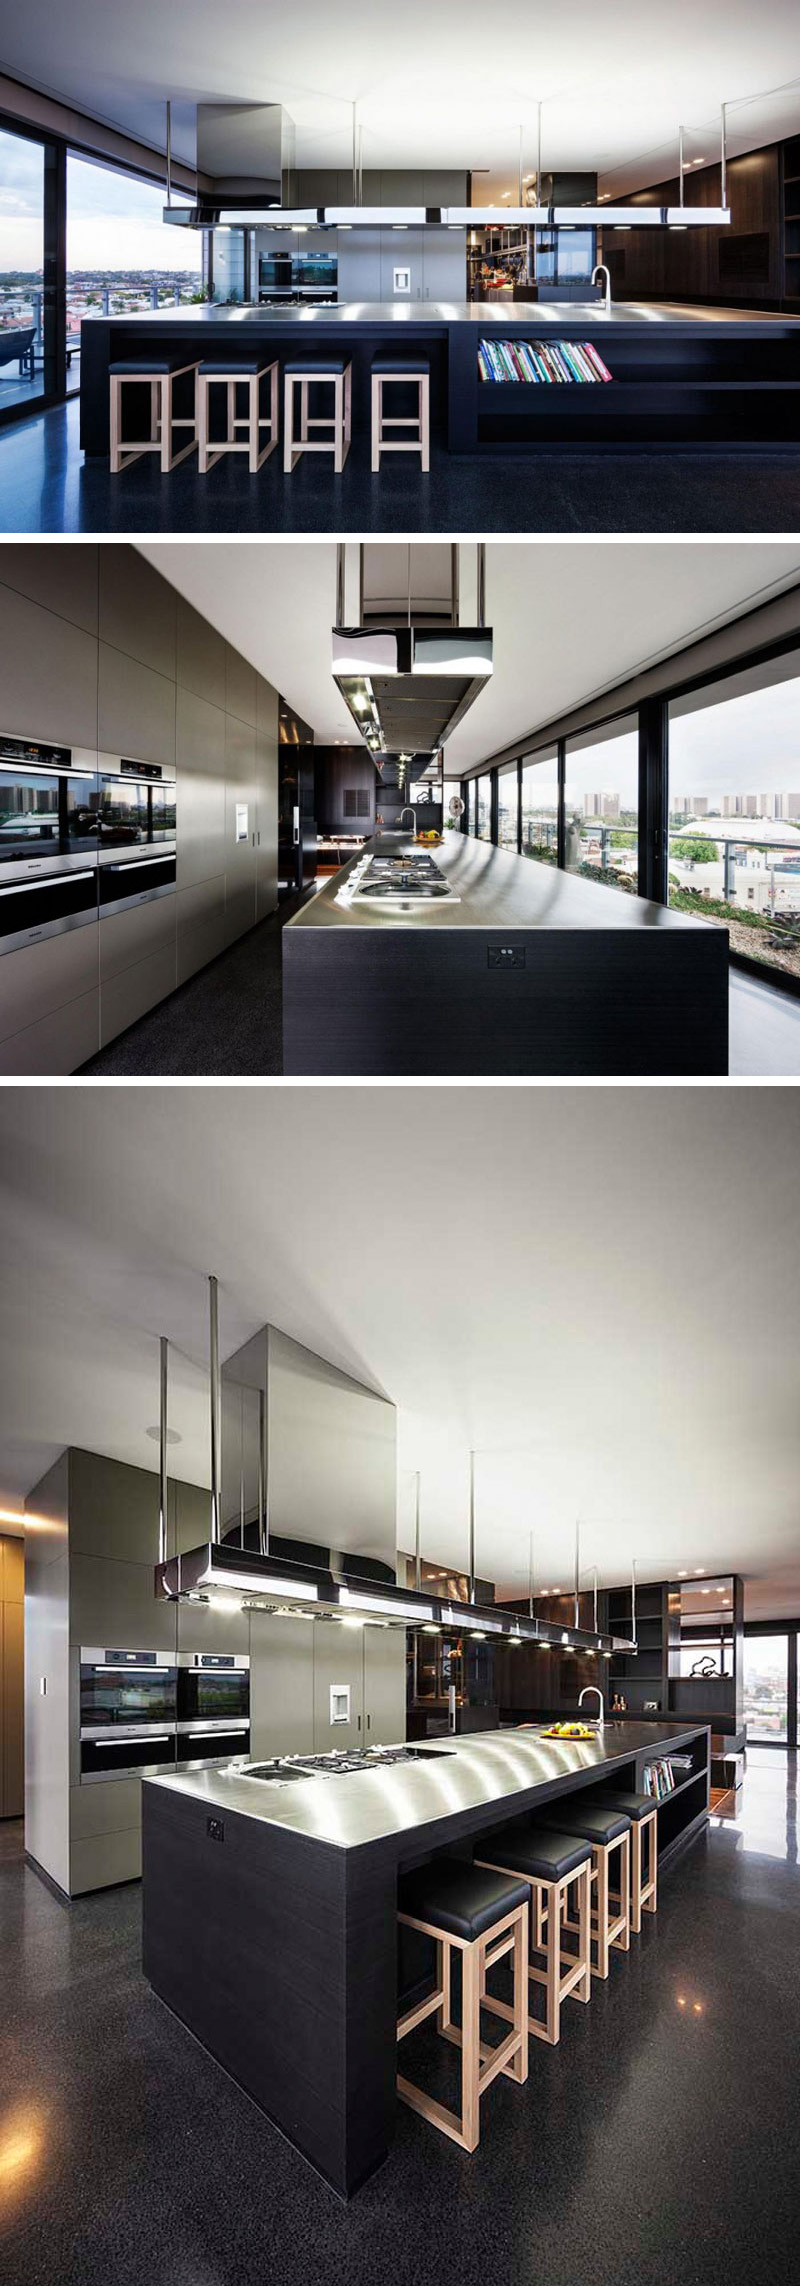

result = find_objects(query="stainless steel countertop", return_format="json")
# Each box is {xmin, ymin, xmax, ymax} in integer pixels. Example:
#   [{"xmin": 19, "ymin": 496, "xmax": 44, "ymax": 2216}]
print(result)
[
  {"xmin": 144, "ymin": 1722, "xmax": 705, "ymax": 1852},
  {"xmin": 82, "ymin": 300, "xmax": 800, "ymax": 333},
  {"xmin": 288, "ymin": 833, "xmax": 721, "ymax": 934}
]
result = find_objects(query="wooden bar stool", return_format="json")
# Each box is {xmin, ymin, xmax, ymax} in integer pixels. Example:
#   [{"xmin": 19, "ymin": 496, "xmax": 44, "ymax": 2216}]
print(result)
[
  {"xmin": 109, "ymin": 357, "xmax": 199, "ymax": 474},
  {"xmin": 474, "ymin": 1824, "xmax": 591, "ymax": 2045},
  {"xmin": 370, "ymin": 359, "xmax": 431, "ymax": 473},
  {"xmin": 283, "ymin": 357, "xmax": 352, "ymax": 473},
  {"xmin": 197, "ymin": 359, "xmax": 278, "ymax": 474},
  {"xmin": 544, "ymin": 1802, "xmax": 631, "ymax": 1980},
  {"xmin": 397, "ymin": 1859, "xmax": 529, "ymax": 2153},
  {"xmin": 597, "ymin": 1791, "xmax": 658, "ymax": 1933}
]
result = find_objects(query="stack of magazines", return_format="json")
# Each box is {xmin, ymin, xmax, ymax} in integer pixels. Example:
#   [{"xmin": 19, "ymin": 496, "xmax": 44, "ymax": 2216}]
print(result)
[
  {"xmin": 478, "ymin": 338, "xmax": 613, "ymax": 384},
  {"xmin": 643, "ymin": 1758, "xmax": 685, "ymax": 1799}
]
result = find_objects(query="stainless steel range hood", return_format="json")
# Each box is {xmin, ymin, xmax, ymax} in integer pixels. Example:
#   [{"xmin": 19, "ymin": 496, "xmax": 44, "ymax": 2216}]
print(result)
[
  {"xmin": 152, "ymin": 1286, "xmax": 625, "ymax": 1655},
  {"xmin": 172, "ymin": 103, "xmax": 297, "ymax": 223},
  {"xmin": 332, "ymin": 626, "xmax": 493, "ymax": 758},
  {"xmin": 155, "ymin": 1537, "xmax": 625, "ymax": 1654}
]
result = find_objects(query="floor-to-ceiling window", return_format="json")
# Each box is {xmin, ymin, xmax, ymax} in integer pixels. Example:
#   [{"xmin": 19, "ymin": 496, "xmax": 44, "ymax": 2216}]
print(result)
[
  {"xmin": 564, "ymin": 716, "xmax": 639, "ymax": 891},
  {"xmin": 474, "ymin": 774, "xmax": 492, "ymax": 840},
  {"xmin": 520, "ymin": 746, "xmax": 559, "ymax": 864},
  {"xmin": 0, "ymin": 125, "xmax": 45, "ymax": 413},
  {"xmin": 742, "ymin": 1635, "xmax": 791, "ymax": 1743},
  {"xmin": 668, "ymin": 659, "xmax": 800, "ymax": 984},
  {"xmin": 497, "ymin": 761, "xmax": 519, "ymax": 851},
  {"xmin": 66, "ymin": 153, "xmax": 202, "ymax": 392}
]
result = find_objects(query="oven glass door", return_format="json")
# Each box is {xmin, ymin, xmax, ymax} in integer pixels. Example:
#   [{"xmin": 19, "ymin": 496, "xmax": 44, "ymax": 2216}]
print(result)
[
  {"xmin": 99, "ymin": 777, "xmax": 150, "ymax": 848},
  {"xmin": 80, "ymin": 1661, "xmax": 177, "ymax": 1728},
  {"xmin": 65, "ymin": 772, "xmax": 101, "ymax": 857},
  {"xmin": 151, "ymin": 783, "xmax": 176, "ymax": 843},
  {"xmin": 0, "ymin": 767, "xmax": 61, "ymax": 864},
  {"xmin": 177, "ymin": 1668, "xmax": 250, "ymax": 1723},
  {"xmin": 175, "ymin": 1723, "xmax": 250, "ymax": 1766}
]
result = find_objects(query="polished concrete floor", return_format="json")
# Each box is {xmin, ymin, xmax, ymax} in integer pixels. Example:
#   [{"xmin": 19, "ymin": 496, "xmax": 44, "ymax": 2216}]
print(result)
[
  {"xmin": 80, "ymin": 905, "xmax": 800, "ymax": 1076},
  {"xmin": 0, "ymin": 1749, "xmax": 797, "ymax": 2285},
  {"xmin": 3, "ymin": 396, "xmax": 800, "ymax": 532}
]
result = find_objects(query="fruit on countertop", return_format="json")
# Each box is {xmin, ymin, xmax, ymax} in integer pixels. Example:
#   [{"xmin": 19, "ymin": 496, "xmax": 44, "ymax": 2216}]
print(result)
[{"xmin": 539, "ymin": 1722, "xmax": 596, "ymax": 1740}]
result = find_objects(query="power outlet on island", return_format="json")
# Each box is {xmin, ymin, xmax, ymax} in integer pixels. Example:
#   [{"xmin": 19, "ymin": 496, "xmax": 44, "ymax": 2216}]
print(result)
[{"xmin": 488, "ymin": 945, "xmax": 526, "ymax": 969}]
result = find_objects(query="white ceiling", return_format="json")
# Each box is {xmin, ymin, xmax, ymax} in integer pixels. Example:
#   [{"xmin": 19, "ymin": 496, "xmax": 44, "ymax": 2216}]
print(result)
[
  {"xmin": 3, "ymin": 3, "xmax": 799, "ymax": 192},
  {"xmin": 1, "ymin": 1087, "xmax": 798, "ymax": 1619},
  {"xmin": 138, "ymin": 541, "xmax": 800, "ymax": 772}
]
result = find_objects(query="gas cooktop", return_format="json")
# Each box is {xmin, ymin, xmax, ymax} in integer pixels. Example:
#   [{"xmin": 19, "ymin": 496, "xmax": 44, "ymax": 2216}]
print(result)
[
  {"xmin": 338, "ymin": 850, "xmax": 460, "ymax": 908},
  {"xmin": 236, "ymin": 1747, "xmax": 454, "ymax": 1784}
]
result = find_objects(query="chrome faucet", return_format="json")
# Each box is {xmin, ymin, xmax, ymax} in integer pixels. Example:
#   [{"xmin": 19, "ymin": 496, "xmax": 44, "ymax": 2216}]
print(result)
[
  {"xmin": 578, "ymin": 1685, "xmax": 605, "ymax": 1725},
  {"xmin": 592, "ymin": 263, "xmax": 611, "ymax": 314},
  {"xmin": 398, "ymin": 807, "xmax": 417, "ymax": 839}
]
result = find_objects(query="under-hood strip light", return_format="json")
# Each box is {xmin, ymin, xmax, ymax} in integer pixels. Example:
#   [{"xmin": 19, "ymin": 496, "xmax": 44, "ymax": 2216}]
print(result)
[
  {"xmin": 197, "ymin": 1562, "xmax": 319, "ymax": 1601},
  {"xmin": 339, "ymin": 1586, "xmax": 434, "ymax": 1621}
]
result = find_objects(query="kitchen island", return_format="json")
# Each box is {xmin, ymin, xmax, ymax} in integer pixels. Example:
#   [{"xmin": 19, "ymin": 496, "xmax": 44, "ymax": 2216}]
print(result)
[
  {"xmin": 142, "ymin": 1719, "xmax": 710, "ymax": 2196},
  {"xmin": 282, "ymin": 832, "xmax": 729, "ymax": 1076},
  {"xmin": 78, "ymin": 300, "xmax": 800, "ymax": 461}
]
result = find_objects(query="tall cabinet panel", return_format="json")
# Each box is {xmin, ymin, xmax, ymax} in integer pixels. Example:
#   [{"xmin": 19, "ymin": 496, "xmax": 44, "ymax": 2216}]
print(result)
[
  {"xmin": 364, "ymin": 1631, "xmax": 407, "ymax": 1747},
  {"xmin": 224, "ymin": 714, "xmax": 258, "ymax": 946},
  {"xmin": 1, "ymin": 1535, "xmax": 24, "ymax": 1819},
  {"xmin": 255, "ymin": 675, "xmax": 279, "ymax": 922}
]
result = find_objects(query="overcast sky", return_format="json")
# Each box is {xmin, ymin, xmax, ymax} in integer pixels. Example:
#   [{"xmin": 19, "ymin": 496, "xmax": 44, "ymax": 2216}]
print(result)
[{"xmin": 0, "ymin": 132, "xmax": 200, "ymax": 272}]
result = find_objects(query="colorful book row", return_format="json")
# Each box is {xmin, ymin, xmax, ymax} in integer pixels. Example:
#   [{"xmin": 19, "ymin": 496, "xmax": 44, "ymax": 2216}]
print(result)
[{"xmin": 478, "ymin": 337, "xmax": 613, "ymax": 385}]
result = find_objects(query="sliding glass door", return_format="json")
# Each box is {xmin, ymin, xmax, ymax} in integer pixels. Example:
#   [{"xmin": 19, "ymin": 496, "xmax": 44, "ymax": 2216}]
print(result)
[
  {"xmin": 0, "ymin": 126, "xmax": 46, "ymax": 414},
  {"xmin": 66, "ymin": 152, "xmax": 202, "ymax": 395},
  {"xmin": 668, "ymin": 658, "xmax": 800, "ymax": 984},
  {"xmin": 743, "ymin": 1637, "xmax": 790, "ymax": 1743},
  {"xmin": 564, "ymin": 716, "xmax": 640, "ymax": 891}
]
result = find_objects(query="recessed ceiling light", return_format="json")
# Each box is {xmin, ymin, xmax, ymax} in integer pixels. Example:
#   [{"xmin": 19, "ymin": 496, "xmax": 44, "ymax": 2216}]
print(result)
[
  {"xmin": 694, "ymin": 1568, "xmax": 706, "ymax": 1576},
  {"xmin": 145, "ymin": 1425, "xmax": 182, "ymax": 1445},
  {"xmin": 678, "ymin": 1569, "xmax": 688, "ymax": 1578}
]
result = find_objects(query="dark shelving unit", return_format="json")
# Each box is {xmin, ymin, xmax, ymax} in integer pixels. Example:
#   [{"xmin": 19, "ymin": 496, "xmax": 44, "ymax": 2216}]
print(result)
[
  {"xmin": 607, "ymin": 1581, "xmax": 670, "ymax": 1715},
  {"xmin": 781, "ymin": 137, "xmax": 800, "ymax": 310}
]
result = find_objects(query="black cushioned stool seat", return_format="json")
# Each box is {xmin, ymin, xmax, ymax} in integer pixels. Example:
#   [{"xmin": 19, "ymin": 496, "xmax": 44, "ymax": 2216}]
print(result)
[
  {"xmin": 397, "ymin": 1857, "xmax": 529, "ymax": 2152},
  {"xmin": 284, "ymin": 354, "xmax": 350, "ymax": 372},
  {"xmin": 542, "ymin": 1801, "xmax": 631, "ymax": 1844},
  {"xmin": 598, "ymin": 1790, "xmax": 653, "ymax": 1821},
  {"xmin": 597, "ymin": 1791, "xmax": 659, "ymax": 1930},
  {"xmin": 371, "ymin": 357, "xmax": 431, "ymax": 373},
  {"xmin": 109, "ymin": 356, "xmax": 194, "ymax": 374},
  {"xmin": 197, "ymin": 358, "xmax": 266, "ymax": 374},
  {"xmin": 541, "ymin": 1799, "xmax": 632, "ymax": 1979},
  {"xmin": 398, "ymin": 1858, "xmax": 528, "ymax": 1941},
  {"xmin": 477, "ymin": 1824, "xmax": 591, "ymax": 1882},
  {"xmin": 474, "ymin": 1822, "xmax": 592, "ymax": 2044}
]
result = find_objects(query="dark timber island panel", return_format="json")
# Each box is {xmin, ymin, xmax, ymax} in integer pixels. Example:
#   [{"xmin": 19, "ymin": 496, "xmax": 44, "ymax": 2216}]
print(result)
[
  {"xmin": 79, "ymin": 301, "xmax": 800, "ymax": 458},
  {"xmin": 142, "ymin": 1722, "xmax": 710, "ymax": 2198},
  {"xmin": 282, "ymin": 834, "xmax": 729, "ymax": 1077}
]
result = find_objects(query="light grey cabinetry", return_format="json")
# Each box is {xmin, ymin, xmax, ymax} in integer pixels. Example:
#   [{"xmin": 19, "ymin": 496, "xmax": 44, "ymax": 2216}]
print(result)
[
  {"xmin": 312, "ymin": 1622, "xmax": 365, "ymax": 1751},
  {"xmin": 0, "ymin": 544, "xmax": 98, "ymax": 634},
  {"xmin": 98, "ymin": 643, "xmax": 176, "ymax": 770},
  {"xmin": 0, "ymin": 926, "xmax": 99, "ymax": 1045},
  {"xmin": 380, "ymin": 228, "xmax": 424, "ymax": 299},
  {"xmin": 337, "ymin": 229, "xmax": 382, "ymax": 301},
  {"xmin": 363, "ymin": 1631, "xmax": 407, "ymax": 1746},
  {"xmin": 176, "ymin": 596, "xmax": 226, "ymax": 709},
  {"xmin": 422, "ymin": 229, "xmax": 467, "ymax": 299},
  {"xmin": 0, "ymin": 989, "xmax": 99, "ymax": 1074},
  {"xmin": 98, "ymin": 550, "xmax": 177, "ymax": 681},
  {"xmin": 250, "ymin": 1614, "xmax": 315, "ymax": 1759},
  {"xmin": 0, "ymin": 584, "xmax": 98, "ymax": 747},
  {"xmin": 225, "ymin": 643, "xmax": 257, "ymax": 729},
  {"xmin": 175, "ymin": 686, "xmax": 226, "ymax": 982},
  {"xmin": 224, "ymin": 713, "xmax": 257, "ymax": 946}
]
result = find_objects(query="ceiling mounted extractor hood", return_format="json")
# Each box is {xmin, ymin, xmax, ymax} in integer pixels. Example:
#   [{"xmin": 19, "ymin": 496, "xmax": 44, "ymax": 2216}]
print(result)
[{"xmin": 332, "ymin": 626, "xmax": 493, "ymax": 758}]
